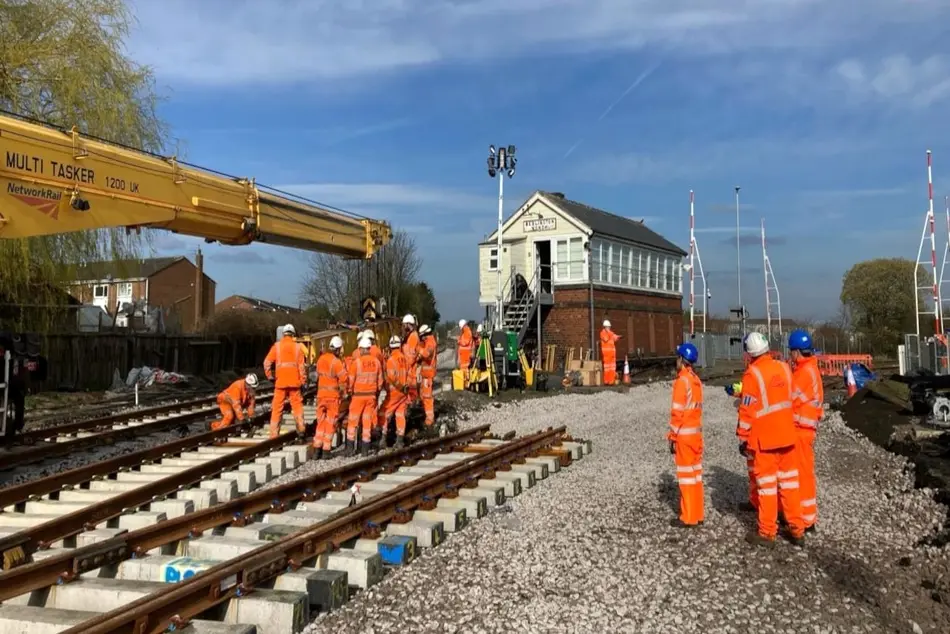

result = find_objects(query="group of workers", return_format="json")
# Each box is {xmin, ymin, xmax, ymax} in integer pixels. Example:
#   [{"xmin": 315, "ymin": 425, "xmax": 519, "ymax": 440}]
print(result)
[
  {"xmin": 668, "ymin": 328, "xmax": 823, "ymax": 547},
  {"xmin": 210, "ymin": 315, "xmax": 440, "ymax": 459}
]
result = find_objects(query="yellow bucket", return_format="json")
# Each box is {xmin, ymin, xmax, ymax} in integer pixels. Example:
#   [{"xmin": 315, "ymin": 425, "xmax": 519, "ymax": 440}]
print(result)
[{"xmin": 452, "ymin": 369, "xmax": 466, "ymax": 391}]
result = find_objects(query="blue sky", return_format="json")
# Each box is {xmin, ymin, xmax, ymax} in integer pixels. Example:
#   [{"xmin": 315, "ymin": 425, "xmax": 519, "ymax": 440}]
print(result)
[{"xmin": 126, "ymin": 0, "xmax": 950, "ymax": 323}]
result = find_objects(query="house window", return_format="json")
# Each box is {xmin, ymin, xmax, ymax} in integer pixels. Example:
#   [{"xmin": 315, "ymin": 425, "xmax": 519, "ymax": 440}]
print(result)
[
  {"xmin": 590, "ymin": 239, "xmax": 604, "ymax": 282},
  {"xmin": 555, "ymin": 237, "xmax": 584, "ymax": 281},
  {"xmin": 93, "ymin": 284, "xmax": 108, "ymax": 299},
  {"xmin": 488, "ymin": 248, "xmax": 498, "ymax": 271},
  {"xmin": 622, "ymin": 246, "xmax": 632, "ymax": 286},
  {"xmin": 116, "ymin": 282, "xmax": 133, "ymax": 298}
]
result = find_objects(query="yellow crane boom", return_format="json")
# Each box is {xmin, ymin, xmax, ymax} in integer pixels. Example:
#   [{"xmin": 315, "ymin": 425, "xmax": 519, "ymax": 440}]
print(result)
[{"xmin": 0, "ymin": 113, "xmax": 392, "ymax": 258}]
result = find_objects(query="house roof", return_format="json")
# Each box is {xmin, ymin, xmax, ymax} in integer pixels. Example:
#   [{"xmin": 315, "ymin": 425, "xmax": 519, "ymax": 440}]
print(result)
[
  {"xmin": 73, "ymin": 257, "xmax": 185, "ymax": 281},
  {"xmin": 540, "ymin": 192, "xmax": 687, "ymax": 256},
  {"xmin": 222, "ymin": 295, "xmax": 302, "ymax": 314}
]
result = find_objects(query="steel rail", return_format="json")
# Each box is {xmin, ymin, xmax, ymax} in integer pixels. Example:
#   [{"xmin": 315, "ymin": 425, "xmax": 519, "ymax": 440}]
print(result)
[
  {"xmin": 0, "ymin": 425, "xmax": 492, "ymax": 601},
  {"xmin": 0, "ymin": 388, "xmax": 278, "ymax": 470},
  {"xmin": 67, "ymin": 426, "xmax": 566, "ymax": 634},
  {"xmin": 0, "ymin": 426, "xmax": 299, "ymax": 569}
]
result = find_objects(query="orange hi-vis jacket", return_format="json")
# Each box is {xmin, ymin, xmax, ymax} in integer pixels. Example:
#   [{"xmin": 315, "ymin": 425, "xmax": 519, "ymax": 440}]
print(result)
[
  {"xmin": 402, "ymin": 330, "xmax": 421, "ymax": 383},
  {"xmin": 264, "ymin": 336, "xmax": 306, "ymax": 388},
  {"xmin": 458, "ymin": 326, "xmax": 473, "ymax": 360},
  {"xmin": 419, "ymin": 336, "xmax": 437, "ymax": 379},
  {"xmin": 668, "ymin": 366, "xmax": 703, "ymax": 444},
  {"xmin": 600, "ymin": 328, "xmax": 619, "ymax": 358},
  {"xmin": 349, "ymin": 352, "xmax": 384, "ymax": 396},
  {"xmin": 791, "ymin": 355, "xmax": 824, "ymax": 432},
  {"xmin": 352, "ymin": 344, "xmax": 385, "ymax": 366},
  {"xmin": 737, "ymin": 355, "xmax": 797, "ymax": 451},
  {"xmin": 316, "ymin": 352, "xmax": 348, "ymax": 401},
  {"xmin": 220, "ymin": 378, "xmax": 255, "ymax": 419},
  {"xmin": 386, "ymin": 349, "xmax": 409, "ymax": 397}
]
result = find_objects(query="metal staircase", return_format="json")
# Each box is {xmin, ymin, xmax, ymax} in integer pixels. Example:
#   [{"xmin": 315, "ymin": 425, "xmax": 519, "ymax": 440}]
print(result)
[{"xmin": 491, "ymin": 264, "xmax": 544, "ymax": 347}]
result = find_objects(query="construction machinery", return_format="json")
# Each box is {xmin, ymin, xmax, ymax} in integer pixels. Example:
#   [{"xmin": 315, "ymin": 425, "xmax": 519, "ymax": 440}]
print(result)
[{"xmin": 0, "ymin": 111, "xmax": 394, "ymax": 438}]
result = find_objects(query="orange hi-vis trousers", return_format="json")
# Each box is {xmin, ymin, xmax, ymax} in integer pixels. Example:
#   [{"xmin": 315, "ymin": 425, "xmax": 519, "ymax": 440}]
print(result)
[
  {"xmin": 420, "ymin": 376, "xmax": 435, "ymax": 426},
  {"xmin": 269, "ymin": 387, "xmax": 305, "ymax": 438},
  {"xmin": 347, "ymin": 396, "xmax": 378, "ymax": 444},
  {"xmin": 751, "ymin": 446, "xmax": 805, "ymax": 539},
  {"xmin": 312, "ymin": 397, "xmax": 341, "ymax": 451},
  {"xmin": 383, "ymin": 392, "xmax": 409, "ymax": 436},
  {"xmin": 673, "ymin": 441, "xmax": 704, "ymax": 525},
  {"xmin": 797, "ymin": 429, "xmax": 817, "ymax": 527},
  {"xmin": 211, "ymin": 396, "xmax": 242, "ymax": 431}
]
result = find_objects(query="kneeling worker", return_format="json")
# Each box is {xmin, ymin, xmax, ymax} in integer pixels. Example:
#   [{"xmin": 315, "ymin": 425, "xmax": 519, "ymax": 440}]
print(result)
[
  {"xmin": 668, "ymin": 343, "xmax": 704, "ymax": 528},
  {"xmin": 211, "ymin": 373, "xmax": 258, "ymax": 430}
]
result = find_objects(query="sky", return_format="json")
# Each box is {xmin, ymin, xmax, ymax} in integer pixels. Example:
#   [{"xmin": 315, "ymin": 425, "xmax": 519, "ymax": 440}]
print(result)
[{"xmin": 126, "ymin": 0, "xmax": 950, "ymax": 323}]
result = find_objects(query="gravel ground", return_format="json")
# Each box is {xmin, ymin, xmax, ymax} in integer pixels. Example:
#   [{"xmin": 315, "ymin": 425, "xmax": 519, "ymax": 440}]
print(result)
[{"xmin": 299, "ymin": 382, "xmax": 950, "ymax": 634}]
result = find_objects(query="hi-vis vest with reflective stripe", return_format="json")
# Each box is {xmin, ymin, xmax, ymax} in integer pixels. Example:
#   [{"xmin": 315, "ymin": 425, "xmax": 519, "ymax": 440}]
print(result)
[
  {"xmin": 316, "ymin": 352, "xmax": 347, "ymax": 400},
  {"xmin": 669, "ymin": 367, "xmax": 703, "ymax": 440},
  {"xmin": 350, "ymin": 353, "xmax": 382, "ymax": 396},
  {"xmin": 265, "ymin": 336, "xmax": 305, "ymax": 388},
  {"xmin": 736, "ymin": 356, "xmax": 797, "ymax": 451},
  {"xmin": 791, "ymin": 356, "xmax": 824, "ymax": 431}
]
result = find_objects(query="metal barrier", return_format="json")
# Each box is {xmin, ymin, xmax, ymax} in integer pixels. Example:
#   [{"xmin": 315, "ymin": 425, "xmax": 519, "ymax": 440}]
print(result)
[{"xmin": 815, "ymin": 354, "xmax": 873, "ymax": 377}]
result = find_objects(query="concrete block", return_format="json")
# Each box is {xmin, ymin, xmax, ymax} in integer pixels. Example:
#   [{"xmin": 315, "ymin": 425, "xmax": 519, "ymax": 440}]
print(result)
[
  {"xmin": 377, "ymin": 535, "xmax": 416, "ymax": 565},
  {"xmin": 497, "ymin": 468, "xmax": 534, "ymax": 489},
  {"xmin": 0, "ymin": 513, "xmax": 60, "ymax": 528},
  {"xmin": 299, "ymin": 498, "xmax": 350, "ymax": 515},
  {"xmin": 414, "ymin": 508, "xmax": 466, "ymax": 532},
  {"xmin": 479, "ymin": 476, "xmax": 519, "ymax": 498},
  {"xmin": 374, "ymin": 474, "xmax": 419, "ymax": 484},
  {"xmin": 560, "ymin": 441, "xmax": 584, "ymax": 459},
  {"xmin": 438, "ymin": 495, "xmax": 487, "ymax": 519},
  {"xmin": 386, "ymin": 519, "xmax": 444, "ymax": 548},
  {"xmin": 282, "ymin": 445, "xmax": 310, "ymax": 465},
  {"xmin": 274, "ymin": 449, "xmax": 300, "ymax": 469},
  {"xmin": 88, "ymin": 480, "xmax": 144, "ymax": 493},
  {"xmin": 396, "ymin": 465, "xmax": 443, "ymax": 476},
  {"xmin": 55, "ymin": 490, "xmax": 116, "ymax": 503},
  {"xmin": 186, "ymin": 536, "xmax": 268, "ymax": 560},
  {"xmin": 175, "ymin": 487, "xmax": 217, "ymax": 510},
  {"xmin": 148, "ymin": 498, "xmax": 194, "ymax": 519},
  {"xmin": 222, "ymin": 588, "xmax": 307, "ymax": 634},
  {"xmin": 218, "ymin": 469, "xmax": 256, "ymax": 494},
  {"xmin": 0, "ymin": 605, "xmax": 255, "ymax": 634},
  {"xmin": 223, "ymin": 523, "xmax": 273, "ymax": 541},
  {"xmin": 198, "ymin": 478, "xmax": 240, "ymax": 502},
  {"xmin": 237, "ymin": 462, "xmax": 272, "ymax": 483},
  {"xmin": 429, "ymin": 452, "xmax": 471, "ymax": 463},
  {"xmin": 255, "ymin": 455, "xmax": 286, "ymax": 476},
  {"xmin": 159, "ymin": 457, "xmax": 209, "ymax": 468},
  {"xmin": 512, "ymin": 461, "xmax": 546, "ymax": 480},
  {"xmin": 115, "ymin": 511, "xmax": 167, "ymax": 530},
  {"xmin": 326, "ymin": 550, "xmax": 383, "ymax": 589},
  {"xmin": 301, "ymin": 569, "xmax": 347, "ymax": 613},
  {"xmin": 194, "ymin": 446, "xmax": 243, "ymax": 456},
  {"xmin": 262, "ymin": 510, "xmax": 329, "ymax": 527},
  {"xmin": 115, "ymin": 472, "xmax": 165, "ymax": 483},
  {"xmin": 77, "ymin": 528, "xmax": 126, "ymax": 547},
  {"xmin": 526, "ymin": 455, "xmax": 560, "ymax": 473},
  {"xmin": 24, "ymin": 500, "xmax": 89, "ymax": 516},
  {"xmin": 459, "ymin": 485, "xmax": 505, "ymax": 507}
]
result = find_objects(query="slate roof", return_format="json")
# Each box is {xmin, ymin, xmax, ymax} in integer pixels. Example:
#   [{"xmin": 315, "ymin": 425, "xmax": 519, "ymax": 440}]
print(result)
[
  {"xmin": 73, "ymin": 257, "xmax": 185, "ymax": 281},
  {"xmin": 227, "ymin": 295, "xmax": 301, "ymax": 314},
  {"xmin": 540, "ymin": 192, "xmax": 687, "ymax": 256}
]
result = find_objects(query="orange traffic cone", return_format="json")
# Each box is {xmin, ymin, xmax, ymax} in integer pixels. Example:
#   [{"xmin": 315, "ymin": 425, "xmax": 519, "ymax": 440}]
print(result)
[
  {"xmin": 845, "ymin": 366, "xmax": 858, "ymax": 398},
  {"xmin": 622, "ymin": 356, "xmax": 631, "ymax": 384}
]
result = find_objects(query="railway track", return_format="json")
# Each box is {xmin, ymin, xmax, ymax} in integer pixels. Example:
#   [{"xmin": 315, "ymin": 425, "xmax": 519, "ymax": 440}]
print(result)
[
  {"xmin": 0, "ymin": 422, "xmax": 589, "ymax": 634},
  {"xmin": 0, "ymin": 388, "xmax": 280, "ymax": 476}
]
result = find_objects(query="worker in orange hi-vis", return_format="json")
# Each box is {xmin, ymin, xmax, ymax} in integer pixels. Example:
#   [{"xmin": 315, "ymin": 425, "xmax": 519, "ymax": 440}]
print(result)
[
  {"xmin": 263, "ymin": 324, "xmax": 306, "ymax": 439},
  {"xmin": 668, "ymin": 343, "xmax": 704, "ymax": 528},
  {"xmin": 600, "ymin": 319, "xmax": 621, "ymax": 385},
  {"xmin": 346, "ymin": 337, "xmax": 384, "ymax": 457},
  {"xmin": 210, "ymin": 373, "xmax": 258, "ymax": 431},
  {"xmin": 457, "ymin": 319, "xmax": 474, "ymax": 370},
  {"xmin": 352, "ymin": 329, "xmax": 385, "ymax": 365},
  {"xmin": 312, "ymin": 335, "xmax": 348, "ymax": 461},
  {"xmin": 737, "ymin": 332, "xmax": 806, "ymax": 548},
  {"xmin": 382, "ymin": 335, "xmax": 410, "ymax": 449},
  {"xmin": 787, "ymin": 329, "xmax": 824, "ymax": 533},
  {"xmin": 401, "ymin": 314, "xmax": 421, "ymax": 402},
  {"xmin": 417, "ymin": 324, "xmax": 438, "ymax": 430}
]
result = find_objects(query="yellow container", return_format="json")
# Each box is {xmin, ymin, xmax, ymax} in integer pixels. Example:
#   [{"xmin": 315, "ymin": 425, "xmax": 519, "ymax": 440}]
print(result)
[
  {"xmin": 452, "ymin": 369, "xmax": 466, "ymax": 391},
  {"xmin": 523, "ymin": 365, "xmax": 534, "ymax": 387}
]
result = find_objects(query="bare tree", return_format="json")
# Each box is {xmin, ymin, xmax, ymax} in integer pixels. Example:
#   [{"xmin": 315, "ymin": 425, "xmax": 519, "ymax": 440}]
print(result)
[{"xmin": 300, "ymin": 230, "xmax": 422, "ymax": 319}]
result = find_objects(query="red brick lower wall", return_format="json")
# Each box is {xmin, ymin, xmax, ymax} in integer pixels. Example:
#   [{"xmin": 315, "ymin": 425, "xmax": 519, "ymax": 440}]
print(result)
[{"xmin": 542, "ymin": 285, "xmax": 682, "ymax": 358}]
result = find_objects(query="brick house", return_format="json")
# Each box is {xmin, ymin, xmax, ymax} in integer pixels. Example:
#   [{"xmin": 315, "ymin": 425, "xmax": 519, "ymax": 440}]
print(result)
[
  {"xmin": 479, "ymin": 191, "xmax": 687, "ymax": 357},
  {"xmin": 68, "ymin": 251, "xmax": 215, "ymax": 333},
  {"xmin": 216, "ymin": 295, "xmax": 302, "ymax": 314}
]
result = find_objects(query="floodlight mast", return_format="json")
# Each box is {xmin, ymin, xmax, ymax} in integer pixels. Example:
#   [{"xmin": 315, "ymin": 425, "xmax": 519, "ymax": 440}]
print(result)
[{"xmin": 487, "ymin": 143, "xmax": 517, "ymax": 330}]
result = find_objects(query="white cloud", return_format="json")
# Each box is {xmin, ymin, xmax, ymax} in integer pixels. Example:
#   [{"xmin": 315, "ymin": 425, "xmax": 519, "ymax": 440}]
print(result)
[
  {"xmin": 127, "ymin": 0, "xmax": 937, "ymax": 86},
  {"xmin": 833, "ymin": 55, "xmax": 950, "ymax": 107}
]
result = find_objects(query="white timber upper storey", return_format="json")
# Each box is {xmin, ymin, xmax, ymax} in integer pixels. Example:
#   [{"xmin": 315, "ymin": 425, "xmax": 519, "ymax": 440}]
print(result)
[{"xmin": 478, "ymin": 191, "xmax": 688, "ymax": 306}]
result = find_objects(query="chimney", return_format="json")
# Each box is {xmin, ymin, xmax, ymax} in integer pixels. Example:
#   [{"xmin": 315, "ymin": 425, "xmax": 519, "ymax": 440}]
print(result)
[
  {"xmin": 549, "ymin": 192, "xmax": 565, "ymax": 199},
  {"xmin": 194, "ymin": 247, "xmax": 204, "ymax": 328}
]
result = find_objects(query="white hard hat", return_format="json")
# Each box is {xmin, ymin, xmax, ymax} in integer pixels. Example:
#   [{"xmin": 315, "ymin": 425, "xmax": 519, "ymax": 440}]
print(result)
[
  {"xmin": 402, "ymin": 314, "xmax": 415, "ymax": 325},
  {"xmin": 362, "ymin": 329, "xmax": 375, "ymax": 340},
  {"xmin": 419, "ymin": 324, "xmax": 432, "ymax": 336},
  {"xmin": 389, "ymin": 335, "xmax": 401, "ymax": 348},
  {"xmin": 282, "ymin": 323, "xmax": 296, "ymax": 335},
  {"xmin": 744, "ymin": 332, "xmax": 770, "ymax": 357},
  {"xmin": 602, "ymin": 320, "xmax": 611, "ymax": 328},
  {"xmin": 458, "ymin": 319, "xmax": 467, "ymax": 329},
  {"xmin": 358, "ymin": 337, "xmax": 372, "ymax": 349},
  {"xmin": 476, "ymin": 324, "xmax": 484, "ymax": 334},
  {"xmin": 245, "ymin": 373, "xmax": 259, "ymax": 387},
  {"xmin": 329, "ymin": 336, "xmax": 343, "ymax": 350}
]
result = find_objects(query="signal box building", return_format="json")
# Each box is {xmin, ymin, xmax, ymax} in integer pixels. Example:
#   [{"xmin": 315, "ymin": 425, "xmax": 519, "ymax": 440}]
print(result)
[{"xmin": 478, "ymin": 191, "xmax": 686, "ymax": 358}]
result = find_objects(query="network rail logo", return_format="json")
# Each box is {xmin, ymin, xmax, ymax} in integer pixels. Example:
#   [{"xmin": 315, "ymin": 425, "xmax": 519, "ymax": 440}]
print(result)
[{"xmin": 6, "ymin": 182, "xmax": 61, "ymax": 219}]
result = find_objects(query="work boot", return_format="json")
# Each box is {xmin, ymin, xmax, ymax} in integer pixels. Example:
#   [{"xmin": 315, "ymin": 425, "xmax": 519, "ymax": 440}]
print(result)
[
  {"xmin": 296, "ymin": 429, "xmax": 305, "ymax": 441},
  {"xmin": 311, "ymin": 447, "xmax": 323, "ymax": 461},
  {"xmin": 360, "ymin": 442, "xmax": 370, "ymax": 457},
  {"xmin": 394, "ymin": 436, "xmax": 405, "ymax": 449},
  {"xmin": 805, "ymin": 524, "xmax": 818, "ymax": 535},
  {"xmin": 321, "ymin": 448, "xmax": 332, "ymax": 460},
  {"xmin": 786, "ymin": 533, "xmax": 806, "ymax": 548},
  {"xmin": 669, "ymin": 518, "xmax": 703, "ymax": 529},
  {"xmin": 343, "ymin": 441, "xmax": 355, "ymax": 457},
  {"xmin": 745, "ymin": 531, "xmax": 776, "ymax": 549},
  {"xmin": 377, "ymin": 435, "xmax": 388, "ymax": 452}
]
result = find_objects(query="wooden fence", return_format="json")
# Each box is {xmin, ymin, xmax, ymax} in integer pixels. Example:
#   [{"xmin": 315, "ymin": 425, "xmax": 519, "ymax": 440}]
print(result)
[{"xmin": 34, "ymin": 333, "xmax": 275, "ymax": 392}]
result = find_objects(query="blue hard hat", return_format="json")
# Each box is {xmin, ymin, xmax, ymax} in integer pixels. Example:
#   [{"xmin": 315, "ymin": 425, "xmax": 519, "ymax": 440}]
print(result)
[
  {"xmin": 676, "ymin": 343, "xmax": 698, "ymax": 364},
  {"xmin": 787, "ymin": 329, "xmax": 813, "ymax": 351}
]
